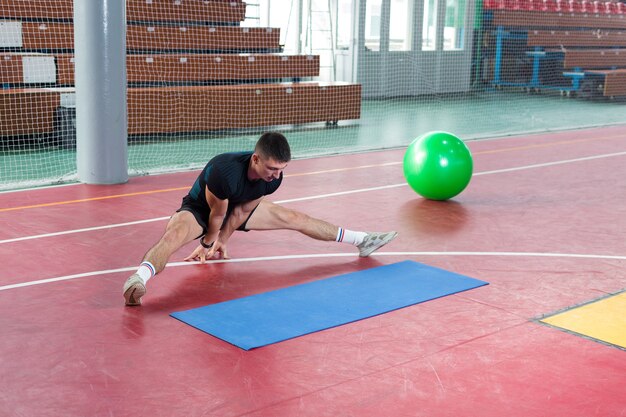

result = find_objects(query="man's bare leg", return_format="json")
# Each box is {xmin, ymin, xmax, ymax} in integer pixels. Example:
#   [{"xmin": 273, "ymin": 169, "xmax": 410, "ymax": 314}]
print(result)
[
  {"xmin": 143, "ymin": 211, "xmax": 203, "ymax": 273},
  {"xmin": 245, "ymin": 200, "xmax": 338, "ymax": 239},
  {"xmin": 245, "ymin": 200, "xmax": 397, "ymax": 256},
  {"xmin": 123, "ymin": 211, "xmax": 203, "ymax": 306}
]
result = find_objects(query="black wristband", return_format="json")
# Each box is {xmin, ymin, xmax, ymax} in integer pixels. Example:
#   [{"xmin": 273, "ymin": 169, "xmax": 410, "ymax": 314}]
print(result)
[{"xmin": 200, "ymin": 238, "xmax": 214, "ymax": 249}]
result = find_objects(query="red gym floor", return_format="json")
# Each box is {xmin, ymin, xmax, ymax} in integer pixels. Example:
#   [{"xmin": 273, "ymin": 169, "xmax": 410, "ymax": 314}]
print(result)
[{"xmin": 1, "ymin": 126, "xmax": 625, "ymax": 417}]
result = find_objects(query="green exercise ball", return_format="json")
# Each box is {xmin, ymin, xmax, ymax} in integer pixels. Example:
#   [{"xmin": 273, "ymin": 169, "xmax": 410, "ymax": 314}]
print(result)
[{"xmin": 403, "ymin": 131, "xmax": 473, "ymax": 200}]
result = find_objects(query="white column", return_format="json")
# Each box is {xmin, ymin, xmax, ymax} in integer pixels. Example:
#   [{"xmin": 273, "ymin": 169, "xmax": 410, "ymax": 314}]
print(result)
[{"xmin": 74, "ymin": 0, "xmax": 128, "ymax": 184}]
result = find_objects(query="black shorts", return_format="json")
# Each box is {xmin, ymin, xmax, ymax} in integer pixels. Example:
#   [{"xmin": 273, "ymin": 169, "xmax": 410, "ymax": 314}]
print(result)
[{"xmin": 176, "ymin": 195, "xmax": 258, "ymax": 238}]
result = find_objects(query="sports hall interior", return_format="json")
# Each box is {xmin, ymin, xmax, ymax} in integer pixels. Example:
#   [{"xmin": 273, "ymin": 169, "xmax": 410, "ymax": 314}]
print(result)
[{"xmin": 0, "ymin": 1, "xmax": 625, "ymax": 416}]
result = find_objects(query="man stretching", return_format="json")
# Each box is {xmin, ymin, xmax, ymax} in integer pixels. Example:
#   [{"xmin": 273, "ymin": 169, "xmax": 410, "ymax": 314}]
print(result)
[{"xmin": 123, "ymin": 132, "xmax": 397, "ymax": 306}]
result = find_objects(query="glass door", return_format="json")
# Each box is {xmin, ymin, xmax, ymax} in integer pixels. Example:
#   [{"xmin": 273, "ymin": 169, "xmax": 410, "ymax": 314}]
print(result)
[{"xmin": 356, "ymin": 0, "xmax": 475, "ymax": 97}]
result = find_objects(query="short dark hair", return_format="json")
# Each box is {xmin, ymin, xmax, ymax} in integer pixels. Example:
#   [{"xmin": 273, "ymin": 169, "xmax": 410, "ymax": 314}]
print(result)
[{"xmin": 255, "ymin": 132, "xmax": 291, "ymax": 163}]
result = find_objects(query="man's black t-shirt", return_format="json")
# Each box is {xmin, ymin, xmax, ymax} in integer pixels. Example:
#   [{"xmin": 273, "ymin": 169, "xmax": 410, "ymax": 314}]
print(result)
[{"xmin": 188, "ymin": 151, "xmax": 282, "ymax": 209}]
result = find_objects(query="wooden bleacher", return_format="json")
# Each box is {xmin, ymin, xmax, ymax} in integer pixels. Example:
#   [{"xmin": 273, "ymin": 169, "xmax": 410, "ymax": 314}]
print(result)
[
  {"xmin": 582, "ymin": 69, "xmax": 626, "ymax": 95},
  {"xmin": 486, "ymin": 7, "xmax": 626, "ymax": 97},
  {"xmin": 56, "ymin": 54, "xmax": 321, "ymax": 85},
  {"xmin": 527, "ymin": 30, "xmax": 626, "ymax": 47},
  {"xmin": 126, "ymin": 25, "xmax": 281, "ymax": 52},
  {"xmin": 1, "ymin": 52, "xmax": 320, "ymax": 85},
  {"xmin": 562, "ymin": 48, "xmax": 626, "ymax": 68},
  {"xmin": 3, "ymin": 22, "xmax": 281, "ymax": 52},
  {"xmin": 1, "ymin": 83, "xmax": 361, "ymax": 136},
  {"xmin": 127, "ymin": 83, "xmax": 361, "ymax": 134},
  {"xmin": 0, "ymin": 1, "xmax": 362, "ymax": 139},
  {"xmin": 0, "ymin": 88, "xmax": 59, "ymax": 135},
  {"xmin": 1, "ymin": 53, "xmax": 55, "ymax": 84},
  {"xmin": 0, "ymin": 0, "xmax": 246, "ymax": 24},
  {"xmin": 492, "ymin": 9, "xmax": 626, "ymax": 30}
]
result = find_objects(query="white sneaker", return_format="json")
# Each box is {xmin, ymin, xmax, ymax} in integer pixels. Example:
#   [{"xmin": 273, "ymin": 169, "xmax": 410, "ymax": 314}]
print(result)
[
  {"xmin": 123, "ymin": 273, "xmax": 146, "ymax": 306},
  {"xmin": 357, "ymin": 231, "xmax": 398, "ymax": 257}
]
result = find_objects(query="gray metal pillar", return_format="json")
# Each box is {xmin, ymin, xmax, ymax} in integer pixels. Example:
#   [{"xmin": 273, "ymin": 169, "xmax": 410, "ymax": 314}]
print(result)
[{"xmin": 74, "ymin": 0, "xmax": 128, "ymax": 184}]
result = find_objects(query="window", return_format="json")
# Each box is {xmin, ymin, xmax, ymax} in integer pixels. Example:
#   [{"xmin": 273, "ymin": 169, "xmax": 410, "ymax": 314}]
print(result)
[
  {"xmin": 365, "ymin": 0, "xmax": 382, "ymax": 51},
  {"xmin": 389, "ymin": 0, "xmax": 413, "ymax": 51},
  {"xmin": 444, "ymin": 0, "xmax": 466, "ymax": 50},
  {"xmin": 337, "ymin": 0, "xmax": 353, "ymax": 49},
  {"xmin": 422, "ymin": 0, "xmax": 437, "ymax": 51}
]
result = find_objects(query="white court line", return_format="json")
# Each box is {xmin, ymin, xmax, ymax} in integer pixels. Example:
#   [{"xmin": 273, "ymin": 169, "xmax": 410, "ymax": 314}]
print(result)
[
  {"xmin": 2, "ymin": 150, "xmax": 626, "ymax": 246},
  {"xmin": 0, "ymin": 217, "xmax": 171, "ymax": 244},
  {"xmin": 472, "ymin": 150, "xmax": 626, "ymax": 176},
  {"xmin": 1, "ymin": 251, "xmax": 625, "ymax": 292},
  {"xmin": 0, "ymin": 184, "xmax": 406, "ymax": 245}
]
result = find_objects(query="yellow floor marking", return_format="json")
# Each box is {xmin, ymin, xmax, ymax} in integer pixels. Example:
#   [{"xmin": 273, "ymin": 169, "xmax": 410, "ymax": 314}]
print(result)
[{"xmin": 541, "ymin": 292, "xmax": 626, "ymax": 348}]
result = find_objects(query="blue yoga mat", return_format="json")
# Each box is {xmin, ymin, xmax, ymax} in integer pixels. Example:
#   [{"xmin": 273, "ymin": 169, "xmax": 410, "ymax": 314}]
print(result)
[{"xmin": 171, "ymin": 260, "xmax": 488, "ymax": 350}]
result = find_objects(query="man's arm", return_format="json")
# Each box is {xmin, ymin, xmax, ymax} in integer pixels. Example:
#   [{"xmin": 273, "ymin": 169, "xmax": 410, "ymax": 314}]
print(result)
[
  {"xmin": 184, "ymin": 185, "xmax": 228, "ymax": 263},
  {"xmin": 202, "ymin": 185, "xmax": 228, "ymax": 247},
  {"xmin": 193, "ymin": 197, "xmax": 263, "ymax": 261},
  {"xmin": 218, "ymin": 197, "xmax": 263, "ymax": 243}
]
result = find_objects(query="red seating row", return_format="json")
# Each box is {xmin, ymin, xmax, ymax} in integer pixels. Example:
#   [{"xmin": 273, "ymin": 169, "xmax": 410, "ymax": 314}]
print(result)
[
  {"xmin": 527, "ymin": 29, "xmax": 626, "ymax": 46},
  {"xmin": 488, "ymin": 6, "xmax": 626, "ymax": 97},
  {"xmin": 492, "ymin": 9, "xmax": 626, "ymax": 28},
  {"xmin": 485, "ymin": 0, "xmax": 626, "ymax": 14}
]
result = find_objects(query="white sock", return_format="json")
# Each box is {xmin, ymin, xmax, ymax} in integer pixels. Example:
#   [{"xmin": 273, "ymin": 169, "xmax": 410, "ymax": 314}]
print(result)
[
  {"xmin": 336, "ymin": 228, "xmax": 367, "ymax": 246},
  {"xmin": 136, "ymin": 261, "xmax": 156, "ymax": 284}
]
